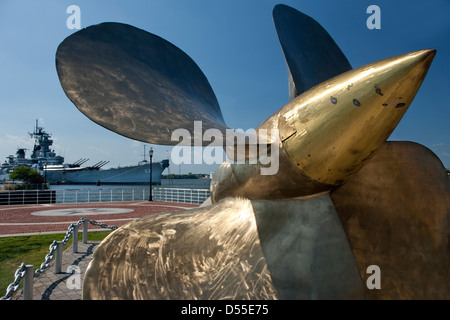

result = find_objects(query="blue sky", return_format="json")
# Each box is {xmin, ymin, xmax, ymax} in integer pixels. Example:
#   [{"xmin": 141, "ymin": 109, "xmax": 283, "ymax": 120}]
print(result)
[{"xmin": 0, "ymin": 0, "xmax": 449, "ymax": 174}]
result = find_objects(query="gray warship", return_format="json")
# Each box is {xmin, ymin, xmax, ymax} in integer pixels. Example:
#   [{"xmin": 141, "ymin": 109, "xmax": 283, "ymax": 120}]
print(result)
[{"xmin": 0, "ymin": 121, "xmax": 169, "ymax": 185}]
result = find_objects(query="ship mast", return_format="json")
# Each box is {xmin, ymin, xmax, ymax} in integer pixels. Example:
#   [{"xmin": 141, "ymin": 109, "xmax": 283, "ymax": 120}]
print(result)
[{"xmin": 138, "ymin": 145, "xmax": 149, "ymax": 165}]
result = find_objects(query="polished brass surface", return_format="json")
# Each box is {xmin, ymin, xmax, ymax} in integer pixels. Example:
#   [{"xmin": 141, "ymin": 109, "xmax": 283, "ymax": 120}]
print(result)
[
  {"xmin": 83, "ymin": 194, "xmax": 365, "ymax": 299},
  {"xmin": 331, "ymin": 141, "xmax": 450, "ymax": 299},
  {"xmin": 56, "ymin": 22, "xmax": 227, "ymax": 146},
  {"xmin": 251, "ymin": 193, "xmax": 365, "ymax": 299},
  {"xmin": 84, "ymin": 197, "xmax": 275, "ymax": 299},
  {"xmin": 53, "ymin": 4, "xmax": 448, "ymax": 300},
  {"xmin": 260, "ymin": 49, "xmax": 435, "ymax": 186},
  {"xmin": 210, "ymin": 146, "xmax": 331, "ymax": 202},
  {"xmin": 273, "ymin": 4, "xmax": 352, "ymax": 99},
  {"xmin": 213, "ymin": 50, "xmax": 435, "ymax": 200}
]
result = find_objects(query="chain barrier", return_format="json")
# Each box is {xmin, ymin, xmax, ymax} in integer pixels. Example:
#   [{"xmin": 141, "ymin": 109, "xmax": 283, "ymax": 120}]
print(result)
[
  {"xmin": 84, "ymin": 218, "xmax": 118, "ymax": 231},
  {"xmin": 2, "ymin": 263, "xmax": 26, "ymax": 301},
  {"xmin": 0, "ymin": 217, "xmax": 117, "ymax": 300}
]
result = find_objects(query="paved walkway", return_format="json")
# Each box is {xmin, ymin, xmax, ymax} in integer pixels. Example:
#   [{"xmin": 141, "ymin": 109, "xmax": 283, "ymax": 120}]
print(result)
[
  {"xmin": 1, "ymin": 201, "xmax": 199, "ymax": 300},
  {"xmin": 13, "ymin": 241, "xmax": 99, "ymax": 300}
]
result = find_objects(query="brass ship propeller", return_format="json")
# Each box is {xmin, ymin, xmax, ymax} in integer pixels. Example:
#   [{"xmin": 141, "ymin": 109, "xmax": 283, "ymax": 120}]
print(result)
[{"xmin": 56, "ymin": 4, "xmax": 449, "ymax": 299}]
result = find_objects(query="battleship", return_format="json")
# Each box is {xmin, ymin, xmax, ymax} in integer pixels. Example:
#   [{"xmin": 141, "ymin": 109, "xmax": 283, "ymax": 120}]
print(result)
[{"xmin": 0, "ymin": 121, "xmax": 169, "ymax": 185}]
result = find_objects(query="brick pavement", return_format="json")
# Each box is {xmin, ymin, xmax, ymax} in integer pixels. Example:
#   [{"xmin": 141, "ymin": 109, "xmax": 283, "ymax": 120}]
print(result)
[{"xmin": 0, "ymin": 201, "xmax": 198, "ymax": 236}]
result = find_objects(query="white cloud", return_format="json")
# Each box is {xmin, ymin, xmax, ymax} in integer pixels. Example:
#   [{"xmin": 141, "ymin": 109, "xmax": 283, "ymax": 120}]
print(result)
[
  {"xmin": 88, "ymin": 145, "xmax": 111, "ymax": 156},
  {"xmin": 131, "ymin": 140, "xmax": 141, "ymax": 148},
  {"xmin": 4, "ymin": 134, "xmax": 34, "ymax": 149},
  {"xmin": 432, "ymin": 143, "xmax": 444, "ymax": 147}
]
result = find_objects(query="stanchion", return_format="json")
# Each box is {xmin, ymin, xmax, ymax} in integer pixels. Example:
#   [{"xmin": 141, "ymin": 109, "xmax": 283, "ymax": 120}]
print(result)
[
  {"xmin": 82, "ymin": 219, "xmax": 88, "ymax": 244},
  {"xmin": 72, "ymin": 224, "xmax": 79, "ymax": 253},
  {"xmin": 23, "ymin": 265, "xmax": 34, "ymax": 300},
  {"xmin": 54, "ymin": 242, "xmax": 63, "ymax": 274}
]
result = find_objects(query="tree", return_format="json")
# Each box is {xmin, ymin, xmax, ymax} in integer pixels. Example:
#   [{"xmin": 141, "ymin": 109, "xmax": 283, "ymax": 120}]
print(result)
[{"xmin": 9, "ymin": 166, "xmax": 45, "ymax": 184}]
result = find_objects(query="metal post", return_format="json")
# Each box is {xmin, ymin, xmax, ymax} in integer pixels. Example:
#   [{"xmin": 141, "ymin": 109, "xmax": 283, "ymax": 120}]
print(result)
[
  {"xmin": 82, "ymin": 219, "xmax": 88, "ymax": 244},
  {"xmin": 23, "ymin": 265, "xmax": 34, "ymax": 300},
  {"xmin": 72, "ymin": 224, "xmax": 79, "ymax": 253},
  {"xmin": 54, "ymin": 242, "xmax": 63, "ymax": 274}
]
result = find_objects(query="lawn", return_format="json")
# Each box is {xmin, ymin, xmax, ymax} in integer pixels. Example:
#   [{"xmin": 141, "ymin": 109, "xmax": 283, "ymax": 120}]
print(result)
[{"xmin": 0, "ymin": 231, "xmax": 111, "ymax": 299}]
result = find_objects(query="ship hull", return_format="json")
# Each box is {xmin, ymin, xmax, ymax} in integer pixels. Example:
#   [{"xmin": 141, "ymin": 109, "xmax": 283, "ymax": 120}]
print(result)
[{"xmin": 44, "ymin": 161, "xmax": 168, "ymax": 185}]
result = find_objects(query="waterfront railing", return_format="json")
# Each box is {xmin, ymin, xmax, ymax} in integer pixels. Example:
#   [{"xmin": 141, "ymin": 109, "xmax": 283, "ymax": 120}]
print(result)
[{"xmin": 0, "ymin": 187, "xmax": 210, "ymax": 205}]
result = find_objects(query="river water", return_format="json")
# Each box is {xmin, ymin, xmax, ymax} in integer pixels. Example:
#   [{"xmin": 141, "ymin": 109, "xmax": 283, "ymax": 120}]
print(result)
[{"xmin": 48, "ymin": 178, "xmax": 211, "ymax": 190}]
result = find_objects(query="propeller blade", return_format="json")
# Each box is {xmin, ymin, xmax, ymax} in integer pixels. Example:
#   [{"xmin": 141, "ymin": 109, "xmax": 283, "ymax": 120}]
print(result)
[
  {"xmin": 83, "ymin": 194, "xmax": 365, "ymax": 299},
  {"xmin": 331, "ymin": 141, "xmax": 450, "ymax": 299},
  {"xmin": 273, "ymin": 4, "xmax": 352, "ymax": 99},
  {"xmin": 56, "ymin": 22, "xmax": 227, "ymax": 145}
]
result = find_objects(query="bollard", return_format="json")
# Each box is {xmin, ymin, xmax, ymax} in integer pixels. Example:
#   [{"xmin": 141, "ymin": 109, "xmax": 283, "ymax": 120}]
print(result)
[
  {"xmin": 82, "ymin": 219, "xmax": 88, "ymax": 244},
  {"xmin": 54, "ymin": 242, "xmax": 63, "ymax": 274},
  {"xmin": 72, "ymin": 224, "xmax": 79, "ymax": 253},
  {"xmin": 23, "ymin": 265, "xmax": 34, "ymax": 300}
]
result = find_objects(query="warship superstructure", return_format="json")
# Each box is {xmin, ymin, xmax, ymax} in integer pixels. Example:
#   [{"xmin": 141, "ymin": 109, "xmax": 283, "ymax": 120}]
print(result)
[{"xmin": 0, "ymin": 121, "xmax": 169, "ymax": 185}]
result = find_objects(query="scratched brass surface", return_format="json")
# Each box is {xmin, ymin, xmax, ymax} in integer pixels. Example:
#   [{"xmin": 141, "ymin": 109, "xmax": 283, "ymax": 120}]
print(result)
[
  {"xmin": 259, "ymin": 49, "xmax": 435, "ymax": 186},
  {"xmin": 331, "ymin": 141, "xmax": 450, "ymax": 299},
  {"xmin": 56, "ymin": 22, "xmax": 227, "ymax": 145},
  {"xmin": 272, "ymin": 4, "xmax": 352, "ymax": 99},
  {"xmin": 83, "ymin": 198, "xmax": 275, "ymax": 300},
  {"xmin": 53, "ymin": 4, "xmax": 448, "ymax": 300},
  {"xmin": 83, "ymin": 194, "xmax": 365, "ymax": 300}
]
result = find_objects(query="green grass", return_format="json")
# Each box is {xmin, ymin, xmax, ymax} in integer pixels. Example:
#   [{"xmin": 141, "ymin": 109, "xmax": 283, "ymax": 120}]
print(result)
[{"xmin": 0, "ymin": 231, "xmax": 111, "ymax": 298}]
